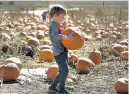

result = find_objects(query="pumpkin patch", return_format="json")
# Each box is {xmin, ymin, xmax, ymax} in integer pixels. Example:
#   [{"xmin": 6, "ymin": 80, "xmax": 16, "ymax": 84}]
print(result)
[{"xmin": 0, "ymin": 2, "xmax": 128, "ymax": 94}]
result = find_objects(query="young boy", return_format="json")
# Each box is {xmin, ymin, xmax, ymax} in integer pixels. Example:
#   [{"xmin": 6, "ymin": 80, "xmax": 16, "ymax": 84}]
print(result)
[{"xmin": 48, "ymin": 5, "xmax": 73, "ymax": 94}]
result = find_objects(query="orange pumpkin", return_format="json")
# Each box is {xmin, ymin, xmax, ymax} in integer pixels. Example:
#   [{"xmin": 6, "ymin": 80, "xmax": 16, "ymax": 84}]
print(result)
[
  {"xmin": 46, "ymin": 64, "xmax": 59, "ymax": 80},
  {"xmin": 89, "ymin": 49, "xmax": 102, "ymax": 65},
  {"xmin": 5, "ymin": 57, "xmax": 22, "ymax": 70},
  {"xmin": 76, "ymin": 58, "xmax": 95, "ymax": 74},
  {"xmin": 0, "ymin": 63, "xmax": 20, "ymax": 81},
  {"xmin": 61, "ymin": 27, "xmax": 84, "ymax": 50},
  {"xmin": 120, "ymin": 51, "xmax": 128, "ymax": 60},
  {"xmin": 114, "ymin": 78, "xmax": 128, "ymax": 93},
  {"xmin": 39, "ymin": 49, "xmax": 55, "ymax": 62}
]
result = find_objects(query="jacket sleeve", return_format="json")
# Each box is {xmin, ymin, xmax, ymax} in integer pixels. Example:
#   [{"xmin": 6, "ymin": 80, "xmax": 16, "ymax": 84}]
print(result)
[{"xmin": 50, "ymin": 22, "xmax": 62, "ymax": 41}]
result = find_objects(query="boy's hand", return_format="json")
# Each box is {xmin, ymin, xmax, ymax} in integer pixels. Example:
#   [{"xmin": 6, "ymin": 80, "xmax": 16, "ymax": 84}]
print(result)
[
  {"xmin": 59, "ymin": 21, "xmax": 66, "ymax": 33},
  {"xmin": 62, "ymin": 32, "xmax": 76, "ymax": 42},
  {"xmin": 59, "ymin": 26, "xmax": 65, "ymax": 33}
]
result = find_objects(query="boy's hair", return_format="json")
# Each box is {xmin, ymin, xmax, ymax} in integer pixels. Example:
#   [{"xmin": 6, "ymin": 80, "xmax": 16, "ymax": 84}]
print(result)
[{"xmin": 49, "ymin": 5, "xmax": 67, "ymax": 18}]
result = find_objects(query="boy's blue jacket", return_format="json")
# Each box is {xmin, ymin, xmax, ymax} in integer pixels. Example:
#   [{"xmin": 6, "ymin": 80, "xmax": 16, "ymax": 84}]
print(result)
[{"xmin": 49, "ymin": 20, "xmax": 68, "ymax": 56}]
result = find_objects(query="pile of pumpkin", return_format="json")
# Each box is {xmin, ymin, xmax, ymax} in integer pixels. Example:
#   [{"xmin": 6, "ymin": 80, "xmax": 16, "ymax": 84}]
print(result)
[
  {"xmin": 0, "ymin": 12, "xmax": 48, "ymax": 33},
  {"xmin": 0, "ymin": 57, "xmax": 22, "ymax": 81},
  {"xmin": 109, "ymin": 39, "xmax": 128, "ymax": 61}
]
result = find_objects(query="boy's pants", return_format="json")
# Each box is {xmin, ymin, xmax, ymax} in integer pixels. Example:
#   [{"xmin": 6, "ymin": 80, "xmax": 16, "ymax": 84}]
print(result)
[{"xmin": 50, "ymin": 50, "xmax": 69, "ymax": 90}]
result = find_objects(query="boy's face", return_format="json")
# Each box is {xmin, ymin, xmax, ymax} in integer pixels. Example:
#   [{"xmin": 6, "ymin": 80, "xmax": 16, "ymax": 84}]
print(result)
[{"xmin": 54, "ymin": 13, "xmax": 65, "ymax": 24}]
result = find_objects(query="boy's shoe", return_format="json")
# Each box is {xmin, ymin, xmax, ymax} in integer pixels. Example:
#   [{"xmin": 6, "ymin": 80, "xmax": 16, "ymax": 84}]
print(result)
[
  {"xmin": 48, "ymin": 87, "xmax": 59, "ymax": 94},
  {"xmin": 59, "ymin": 89, "xmax": 70, "ymax": 94}
]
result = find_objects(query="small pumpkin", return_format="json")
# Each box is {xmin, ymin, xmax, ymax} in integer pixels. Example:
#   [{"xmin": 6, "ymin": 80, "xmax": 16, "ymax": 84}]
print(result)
[
  {"xmin": 37, "ymin": 25, "xmax": 48, "ymax": 31},
  {"xmin": 28, "ymin": 32, "xmax": 36, "ymax": 37},
  {"xmin": 61, "ymin": 27, "xmax": 84, "ymax": 50},
  {"xmin": 27, "ymin": 37, "xmax": 39, "ymax": 47},
  {"xmin": 19, "ymin": 32, "xmax": 27, "ymax": 37},
  {"xmin": 36, "ymin": 31, "xmax": 45, "ymax": 40},
  {"xmin": 39, "ymin": 49, "xmax": 55, "ymax": 62},
  {"xmin": 109, "ymin": 44, "xmax": 125, "ymax": 56},
  {"xmin": 0, "ymin": 63, "xmax": 20, "ymax": 81},
  {"xmin": 40, "ymin": 45, "xmax": 51, "ymax": 50},
  {"xmin": 123, "ymin": 45, "xmax": 128, "ymax": 51},
  {"xmin": 114, "ymin": 78, "xmax": 128, "ymax": 93},
  {"xmin": 46, "ymin": 64, "xmax": 59, "ymax": 80},
  {"xmin": 120, "ymin": 51, "xmax": 128, "ymax": 61},
  {"xmin": 76, "ymin": 58, "xmax": 95, "ymax": 74},
  {"xmin": 89, "ymin": 49, "xmax": 102, "ymax": 65},
  {"xmin": 43, "ymin": 38, "xmax": 51, "ymax": 46},
  {"xmin": 5, "ymin": 57, "xmax": 22, "ymax": 70},
  {"xmin": 26, "ymin": 36, "xmax": 34, "ymax": 42},
  {"xmin": 68, "ymin": 54, "xmax": 78, "ymax": 65},
  {"xmin": 95, "ymin": 35, "xmax": 102, "ymax": 41},
  {"xmin": 0, "ymin": 33, "xmax": 11, "ymax": 41},
  {"xmin": 83, "ymin": 35, "xmax": 93, "ymax": 41}
]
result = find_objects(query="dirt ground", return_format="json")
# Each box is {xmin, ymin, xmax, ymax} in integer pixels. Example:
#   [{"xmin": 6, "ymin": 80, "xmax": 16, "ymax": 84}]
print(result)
[{"xmin": 0, "ymin": 38, "xmax": 128, "ymax": 94}]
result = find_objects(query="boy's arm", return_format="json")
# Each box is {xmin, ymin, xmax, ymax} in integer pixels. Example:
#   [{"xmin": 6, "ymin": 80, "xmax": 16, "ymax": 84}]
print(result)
[{"xmin": 50, "ymin": 22, "xmax": 62, "ymax": 40}]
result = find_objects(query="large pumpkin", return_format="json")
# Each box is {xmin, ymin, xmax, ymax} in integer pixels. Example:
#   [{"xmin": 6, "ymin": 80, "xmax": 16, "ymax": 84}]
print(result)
[
  {"xmin": 5, "ymin": 57, "xmax": 22, "ymax": 70},
  {"xmin": 46, "ymin": 64, "xmax": 59, "ymax": 80},
  {"xmin": 114, "ymin": 78, "xmax": 128, "ymax": 93},
  {"xmin": 0, "ymin": 63, "xmax": 20, "ymax": 81},
  {"xmin": 61, "ymin": 27, "xmax": 84, "ymax": 50},
  {"xmin": 76, "ymin": 58, "xmax": 95, "ymax": 74},
  {"xmin": 89, "ymin": 49, "xmax": 102, "ymax": 65},
  {"xmin": 39, "ymin": 49, "xmax": 55, "ymax": 62}
]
